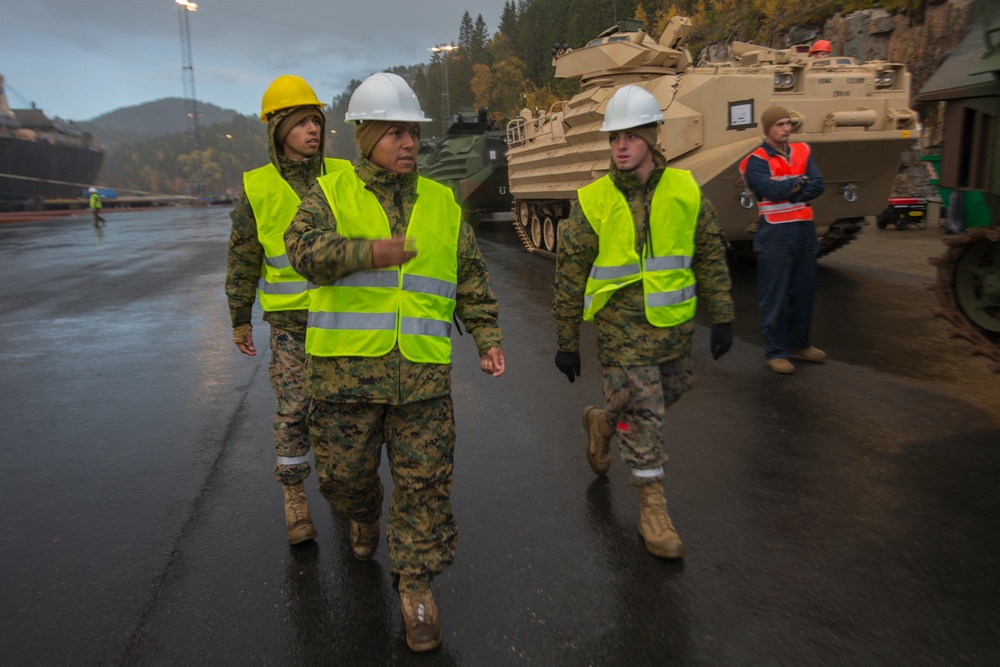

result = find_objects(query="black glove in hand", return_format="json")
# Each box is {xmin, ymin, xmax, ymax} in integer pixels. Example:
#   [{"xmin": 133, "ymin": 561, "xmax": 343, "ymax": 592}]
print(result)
[
  {"xmin": 710, "ymin": 323, "xmax": 733, "ymax": 360},
  {"xmin": 554, "ymin": 351, "xmax": 581, "ymax": 383}
]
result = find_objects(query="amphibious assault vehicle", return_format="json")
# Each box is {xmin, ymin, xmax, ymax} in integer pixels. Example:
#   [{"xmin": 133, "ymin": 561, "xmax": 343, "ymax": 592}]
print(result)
[
  {"xmin": 418, "ymin": 106, "xmax": 512, "ymax": 221},
  {"xmin": 919, "ymin": 0, "xmax": 1000, "ymax": 372},
  {"xmin": 505, "ymin": 17, "xmax": 920, "ymax": 259}
]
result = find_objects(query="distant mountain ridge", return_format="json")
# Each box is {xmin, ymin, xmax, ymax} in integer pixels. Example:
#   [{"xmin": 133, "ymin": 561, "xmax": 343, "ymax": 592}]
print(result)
[{"xmin": 78, "ymin": 98, "xmax": 246, "ymax": 148}]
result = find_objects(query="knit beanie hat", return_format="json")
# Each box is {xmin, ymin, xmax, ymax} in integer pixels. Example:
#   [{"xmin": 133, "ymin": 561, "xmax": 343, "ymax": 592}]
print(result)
[
  {"xmin": 276, "ymin": 107, "xmax": 323, "ymax": 150},
  {"xmin": 353, "ymin": 120, "xmax": 420, "ymax": 158},
  {"xmin": 608, "ymin": 123, "xmax": 659, "ymax": 150},
  {"xmin": 761, "ymin": 106, "xmax": 791, "ymax": 134}
]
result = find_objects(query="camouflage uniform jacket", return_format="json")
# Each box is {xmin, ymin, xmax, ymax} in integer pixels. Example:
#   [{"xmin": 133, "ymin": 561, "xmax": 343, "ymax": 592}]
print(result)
[
  {"xmin": 284, "ymin": 155, "xmax": 503, "ymax": 405},
  {"xmin": 552, "ymin": 152, "xmax": 734, "ymax": 367},
  {"xmin": 225, "ymin": 108, "xmax": 329, "ymax": 336}
]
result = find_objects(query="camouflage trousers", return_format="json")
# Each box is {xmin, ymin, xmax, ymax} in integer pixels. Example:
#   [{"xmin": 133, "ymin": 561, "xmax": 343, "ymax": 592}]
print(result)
[
  {"xmin": 269, "ymin": 327, "xmax": 311, "ymax": 486},
  {"xmin": 308, "ymin": 395, "xmax": 457, "ymax": 589},
  {"xmin": 600, "ymin": 354, "xmax": 693, "ymax": 486}
]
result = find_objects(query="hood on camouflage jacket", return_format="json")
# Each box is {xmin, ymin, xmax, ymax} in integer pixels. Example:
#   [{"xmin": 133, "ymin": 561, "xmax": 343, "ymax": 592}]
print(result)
[{"xmin": 265, "ymin": 106, "xmax": 329, "ymax": 193}]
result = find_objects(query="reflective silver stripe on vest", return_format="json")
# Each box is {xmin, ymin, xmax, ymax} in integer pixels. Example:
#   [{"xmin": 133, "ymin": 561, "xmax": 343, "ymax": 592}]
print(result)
[
  {"xmin": 631, "ymin": 466, "xmax": 664, "ymax": 478},
  {"xmin": 264, "ymin": 253, "xmax": 292, "ymax": 269},
  {"xmin": 332, "ymin": 270, "xmax": 399, "ymax": 289},
  {"xmin": 759, "ymin": 201, "xmax": 807, "ymax": 213},
  {"xmin": 589, "ymin": 262, "xmax": 641, "ymax": 281},
  {"xmin": 644, "ymin": 255, "xmax": 692, "ymax": 271},
  {"xmin": 308, "ymin": 311, "xmax": 396, "ymax": 330},
  {"xmin": 258, "ymin": 278, "xmax": 308, "ymax": 295},
  {"xmin": 403, "ymin": 274, "xmax": 457, "ymax": 300},
  {"xmin": 401, "ymin": 316, "xmax": 452, "ymax": 338},
  {"xmin": 646, "ymin": 283, "xmax": 697, "ymax": 307}
]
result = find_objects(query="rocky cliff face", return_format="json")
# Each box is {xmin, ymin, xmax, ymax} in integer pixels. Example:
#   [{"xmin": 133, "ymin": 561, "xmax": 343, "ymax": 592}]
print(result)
[
  {"xmin": 700, "ymin": 0, "xmax": 976, "ymax": 198},
  {"xmin": 830, "ymin": 0, "xmax": 976, "ymax": 196}
]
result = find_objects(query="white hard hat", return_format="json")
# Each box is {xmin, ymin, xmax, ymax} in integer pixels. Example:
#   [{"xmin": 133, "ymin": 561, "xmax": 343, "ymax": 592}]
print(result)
[
  {"xmin": 88, "ymin": 187, "xmax": 98, "ymax": 193},
  {"xmin": 600, "ymin": 85, "xmax": 664, "ymax": 132},
  {"xmin": 345, "ymin": 72, "xmax": 431, "ymax": 124}
]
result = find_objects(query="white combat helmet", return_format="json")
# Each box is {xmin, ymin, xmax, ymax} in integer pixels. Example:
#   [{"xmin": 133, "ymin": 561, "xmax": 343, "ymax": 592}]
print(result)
[
  {"xmin": 88, "ymin": 187, "xmax": 97, "ymax": 193},
  {"xmin": 599, "ymin": 84, "xmax": 664, "ymax": 132},
  {"xmin": 345, "ymin": 72, "xmax": 431, "ymax": 124}
]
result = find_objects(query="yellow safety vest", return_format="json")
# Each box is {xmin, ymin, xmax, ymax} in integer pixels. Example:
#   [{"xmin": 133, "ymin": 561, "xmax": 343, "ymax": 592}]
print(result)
[
  {"xmin": 308, "ymin": 170, "xmax": 461, "ymax": 363},
  {"xmin": 244, "ymin": 158, "xmax": 351, "ymax": 311},
  {"xmin": 578, "ymin": 168, "xmax": 700, "ymax": 326}
]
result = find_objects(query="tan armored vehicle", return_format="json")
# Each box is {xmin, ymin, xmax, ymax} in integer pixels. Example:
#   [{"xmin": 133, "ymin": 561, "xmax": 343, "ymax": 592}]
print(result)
[{"xmin": 505, "ymin": 17, "xmax": 920, "ymax": 259}]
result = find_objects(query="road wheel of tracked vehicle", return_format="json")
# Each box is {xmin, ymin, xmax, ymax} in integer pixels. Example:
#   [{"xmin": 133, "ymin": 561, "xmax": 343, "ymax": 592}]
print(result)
[
  {"xmin": 519, "ymin": 201, "xmax": 531, "ymax": 228},
  {"xmin": 530, "ymin": 215, "xmax": 543, "ymax": 249},
  {"xmin": 954, "ymin": 237, "xmax": 1000, "ymax": 333},
  {"xmin": 929, "ymin": 225, "xmax": 1000, "ymax": 372},
  {"xmin": 543, "ymin": 216, "xmax": 557, "ymax": 252}
]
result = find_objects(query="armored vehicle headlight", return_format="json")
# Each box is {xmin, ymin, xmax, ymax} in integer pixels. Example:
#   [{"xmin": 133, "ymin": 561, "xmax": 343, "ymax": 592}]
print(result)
[
  {"xmin": 876, "ymin": 71, "xmax": 894, "ymax": 87},
  {"xmin": 773, "ymin": 73, "xmax": 795, "ymax": 90}
]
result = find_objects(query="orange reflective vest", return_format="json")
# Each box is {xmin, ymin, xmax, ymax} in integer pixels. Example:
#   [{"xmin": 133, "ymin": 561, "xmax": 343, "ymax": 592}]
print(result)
[{"xmin": 738, "ymin": 143, "xmax": 814, "ymax": 223}]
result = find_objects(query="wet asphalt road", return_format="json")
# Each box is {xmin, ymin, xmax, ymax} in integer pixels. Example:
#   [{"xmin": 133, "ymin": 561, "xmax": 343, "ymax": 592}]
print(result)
[{"xmin": 1, "ymin": 208, "xmax": 998, "ymax": 666}]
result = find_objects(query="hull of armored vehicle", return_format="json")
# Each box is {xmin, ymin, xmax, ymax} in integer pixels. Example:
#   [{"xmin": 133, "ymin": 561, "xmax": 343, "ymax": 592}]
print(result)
[
  {"xmin": 418, "ymin": 107, "xmax": 512, "ymax": 220},
  {"xmin": 920, "ymin": 0, "xmax": 1000, "ymax": 372},
  {"xmin": 506, "ymin": 17, "xmax": 920, "ymax": 258}
]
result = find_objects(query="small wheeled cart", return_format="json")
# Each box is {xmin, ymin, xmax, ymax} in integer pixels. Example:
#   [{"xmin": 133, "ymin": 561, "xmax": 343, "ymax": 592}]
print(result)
[{"xmin": 876, "ymin": 197, "xmax": 928, "ymax": 230}]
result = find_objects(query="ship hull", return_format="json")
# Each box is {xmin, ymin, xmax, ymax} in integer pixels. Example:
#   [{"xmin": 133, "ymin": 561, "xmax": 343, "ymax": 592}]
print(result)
[{"xmin": 0, "ymin": 136, "xmax": 104, "ymax": 202}]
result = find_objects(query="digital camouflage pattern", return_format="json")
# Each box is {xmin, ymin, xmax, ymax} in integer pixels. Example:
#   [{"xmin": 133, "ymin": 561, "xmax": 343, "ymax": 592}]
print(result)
[
  {"xmin": 554, "ymin": 151, "xmax": 734, "ymax": 480},
  {"xmin": 600, "ymin": 359, "xmax": 693, "ymax": 485},
  {"xmin": 309, "ymin": 396, "xmax": 457, "ymax": 591},
  {"xmin": 284, "ymin": 154, "xmax": 503, "ymax": 405},
  {"xmin": 284, "ymin": 153, "xmax": 502, "ymax": 590},
  {"xmin": 552, "ymin": 152, "xmax": 735, "ymax": 367},
  {"xmin": 225, "ymin": 106, "xmax": 329, "ymax": 336},
  {"xmin": 224, "ymin": 106, "xmax": 327, "ymax": 487},
  {"xmin": 269, "ymin": 327, "xmax": 311, "ymax": 484}
]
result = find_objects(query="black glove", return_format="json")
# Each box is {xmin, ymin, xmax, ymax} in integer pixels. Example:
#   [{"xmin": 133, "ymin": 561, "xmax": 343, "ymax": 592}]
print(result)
[
  {"xmin": 710, "ymin": 323, "xmax": 733, "ymax": 360},
  {"xmin": 554, "ymin": 351, "xmax": 581, "ymax": 383}
]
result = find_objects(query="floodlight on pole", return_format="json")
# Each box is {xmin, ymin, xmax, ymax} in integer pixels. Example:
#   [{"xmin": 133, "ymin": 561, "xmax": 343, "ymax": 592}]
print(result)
[
  {"xmin": 176, "ymin": 0, "xmax": 203, "ymax": 196},
  {"xmin": 430, "ymin": 44, "xmax": 458, "ymax": 136}
]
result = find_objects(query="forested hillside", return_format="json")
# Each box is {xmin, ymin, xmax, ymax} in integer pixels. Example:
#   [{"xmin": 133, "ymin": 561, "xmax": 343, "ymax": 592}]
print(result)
[{"xmin": 97, "ymin": 0, "xmax": 958, "ymax": 196}]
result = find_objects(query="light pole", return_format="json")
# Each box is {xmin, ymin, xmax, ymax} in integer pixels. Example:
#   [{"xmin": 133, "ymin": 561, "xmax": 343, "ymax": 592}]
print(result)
[{"xmin": 430, "ymin": 44, "xmax": 458, "ymax": 136}]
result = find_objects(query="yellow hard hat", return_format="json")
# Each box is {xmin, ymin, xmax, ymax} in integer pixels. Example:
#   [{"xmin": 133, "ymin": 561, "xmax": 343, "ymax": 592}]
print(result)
[{"xmin": 260, "ymin": 75, "xmax": 323, "ymax": 122}]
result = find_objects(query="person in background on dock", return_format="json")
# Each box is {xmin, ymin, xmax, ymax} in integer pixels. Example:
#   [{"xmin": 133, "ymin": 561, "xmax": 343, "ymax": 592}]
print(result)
[
  {"xmin": 284, "ymin": 72, "xmax": 505, "ymax": 653},
  {"xmin": 739, "ymin": 106, "xmax": 826, "ymax": 374},
  {"xmin": 224, "ymin": 75, "xmax": 351, "ymax": 545},
  {"xmin": 88, "ymin": 187, "xmax": 106, "ymax": 226},
  {"xmin": 551, "ymin": 84, "xmax": 734, "ymax": 560}
]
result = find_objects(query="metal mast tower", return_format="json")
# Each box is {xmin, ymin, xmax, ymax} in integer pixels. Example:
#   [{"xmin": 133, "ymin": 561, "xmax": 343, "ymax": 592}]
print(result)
[{"xmin": 176, "ymin": 0, "xmax": 202, "ymax": 195}]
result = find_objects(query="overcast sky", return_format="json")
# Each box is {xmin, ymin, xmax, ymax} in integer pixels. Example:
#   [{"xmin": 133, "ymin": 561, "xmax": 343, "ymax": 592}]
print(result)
[{"xmin": 1, "ymin": 0, "xmax": 503, "ymax": 122}]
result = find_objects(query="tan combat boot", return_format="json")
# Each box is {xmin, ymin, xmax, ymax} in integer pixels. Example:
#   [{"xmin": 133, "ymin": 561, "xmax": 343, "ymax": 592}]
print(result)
[
  {"xmin": 282, "ymin": 482, "xmax": 317, "ymax": 545},
  {"xmin": 350, "ymin": 520, "xmax": 380, "ymax": 560},
  {"xmin": 637, "ymin": 483, "xmax": 685, "ymax": 559},
  {"xmin": 582, "ymin": 405, "xmax": 615, "ymax": 475},
  {"xmin": 400, "ymin": 585, "xmax": 442, "ymax": 652}
]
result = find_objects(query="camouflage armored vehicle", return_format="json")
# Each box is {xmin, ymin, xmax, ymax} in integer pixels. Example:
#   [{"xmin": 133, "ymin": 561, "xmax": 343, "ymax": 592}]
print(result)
[
  {"xmin": 919, "ymin": 0, "xmax": 1000, "ymax": 372},
  {"xmin": 505, "ymin": 16, "xmax": 920, "ymax": 259},
  {"xmin": 418, "ymin": 106, "xmax": 512, "ymax": 220}
]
